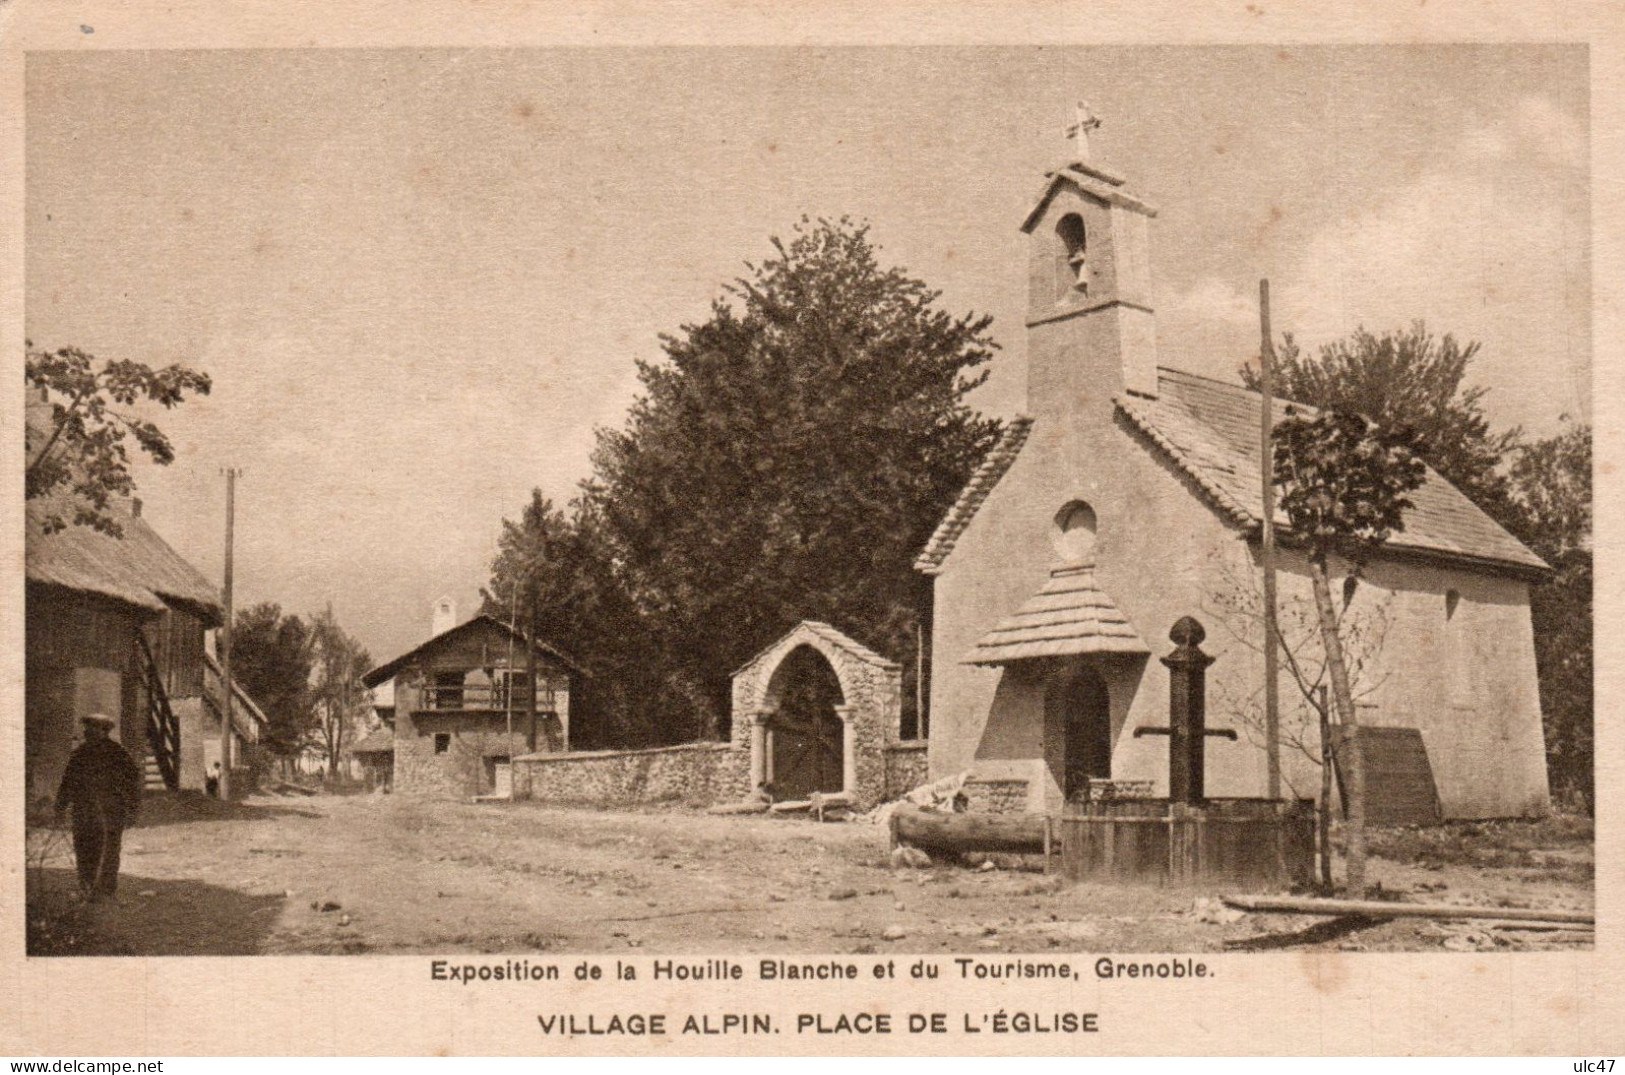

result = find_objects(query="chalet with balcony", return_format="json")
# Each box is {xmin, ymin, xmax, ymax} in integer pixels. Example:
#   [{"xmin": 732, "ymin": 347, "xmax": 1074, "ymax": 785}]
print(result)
[{"xmin": 361, "ymin": 611, "xmax": 585, "ymax": 798}]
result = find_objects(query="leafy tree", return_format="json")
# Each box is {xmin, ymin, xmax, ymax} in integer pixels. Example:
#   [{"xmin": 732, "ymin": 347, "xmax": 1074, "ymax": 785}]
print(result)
[
  {"xmin": 229, "ymin": 603, "xmax": 314, "ymax": 762},
  {"xmin": 1244, "ymin": 323, "xmax": 1517, "ymax": 516},
  {"xmin": 308, "ymin": 605, "xmax": 372, "ymax": 776},
  {"xmin": 582, "ymin": 217, "xmax": 1002, "ymax": 739},
  {"xmin": 483, "ymin": 491, "xmax": 577, "ymax": 635},
  {"xmin": 25, "ymin": 342, "xmax": 211, "ymax": 536},
  {"xmin": 1272, "ymin": 407, "xmax": 1426, "ymax": 889},
  {"xmin": 1505, "ymin": 420, "xmax": 1592, "ymax": 810},
  {"xmin": 481, "ymin": 491, "xmax": 667, "ymax": 747}
]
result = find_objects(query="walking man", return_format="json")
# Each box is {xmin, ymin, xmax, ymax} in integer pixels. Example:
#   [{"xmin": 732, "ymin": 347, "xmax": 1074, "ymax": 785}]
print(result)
[{"xmin": 54, "ymin": 713, "xmax": 142, "ymax": 902}]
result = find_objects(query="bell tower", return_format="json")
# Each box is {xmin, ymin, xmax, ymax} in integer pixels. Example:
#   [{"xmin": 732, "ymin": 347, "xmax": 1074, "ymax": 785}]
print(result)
[{"xmin": 1021, "ymin": 104, "xmax": 1159, "ymax": 422}]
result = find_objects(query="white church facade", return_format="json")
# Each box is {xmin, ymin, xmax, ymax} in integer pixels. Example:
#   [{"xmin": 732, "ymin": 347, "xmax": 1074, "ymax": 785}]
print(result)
[{"xmin": 917, "ymin": 126, "xmax": 1551, "ymax": 820}]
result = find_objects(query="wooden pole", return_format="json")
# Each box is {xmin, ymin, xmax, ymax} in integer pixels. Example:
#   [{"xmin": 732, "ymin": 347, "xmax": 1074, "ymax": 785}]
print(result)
[
  {"xmin": 218, "ymin": 467, "xmax": 239, "ymax": 802},
  {"xmin": 914, "ymin": 620, "xmax": 925, "ymax": 739},
  {"xmin": 1259, "ymin": 280, "xmax": 1281, "ymax": 800},
  {"xmin": 1222, "ymin": 894, "xmax": 1594, "ymax": 926},
  {"xmin": 1317, "ymin": 683, "xmax": 1332, "ymax": 888}
]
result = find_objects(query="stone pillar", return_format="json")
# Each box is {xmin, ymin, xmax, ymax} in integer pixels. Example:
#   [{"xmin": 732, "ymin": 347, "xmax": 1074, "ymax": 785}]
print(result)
[
  {"xmin": 834, "ymin": 704, "xmax": 857, "ymax": 796},
  {"xmin": 1160, "ymin": 616, "xmax": 1216, "ymax": 803},
  {"xmin": 749, "ymin": 709, "xmax": 772, "ymax": 794}
]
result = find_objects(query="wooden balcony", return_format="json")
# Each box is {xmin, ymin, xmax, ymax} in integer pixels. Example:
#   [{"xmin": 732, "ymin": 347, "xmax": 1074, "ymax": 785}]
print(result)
[{"xmin": 419, "ymin": 682, "xmax": 557, "ymax": 714}]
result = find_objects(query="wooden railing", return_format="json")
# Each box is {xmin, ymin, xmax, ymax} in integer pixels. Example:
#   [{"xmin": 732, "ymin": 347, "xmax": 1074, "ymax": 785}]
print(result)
[
  {"xmin": 420, "ymin": 682, "xmax": 556, "ymax": 713},
  {"xmin": 136, "ymin": 634, "xmax": 181, "ymax": 791}
]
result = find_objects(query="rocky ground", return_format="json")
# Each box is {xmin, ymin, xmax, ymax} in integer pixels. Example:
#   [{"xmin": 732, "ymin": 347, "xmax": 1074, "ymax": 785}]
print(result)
[{"xmin": 25, "ymin": 792, "xmax": 1593, "ymax": 956}]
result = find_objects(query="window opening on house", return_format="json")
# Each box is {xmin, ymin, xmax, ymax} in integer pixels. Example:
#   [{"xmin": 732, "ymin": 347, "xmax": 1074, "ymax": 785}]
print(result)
[
  {"xmin": 434, "ymin": 732, "xmax": 451, "ymax": 754},
  {"xmin": 1052, "ymin": 500, "xmax": 1098, "ymax": 563},
  {"xmin": 1056, "ymin": 213, "xmax": 1088, "ymax": 296}
]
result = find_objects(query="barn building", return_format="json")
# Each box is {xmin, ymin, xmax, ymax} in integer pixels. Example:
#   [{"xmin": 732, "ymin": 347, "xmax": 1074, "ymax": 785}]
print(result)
[
  {"xmin": 918, "ymin": 128, "xmax": 1551, "ymax": 820},
  {"xmin": 25, "ymin": 494, "xmax": 263, "ymax": 806},
  {"xmin": 361, "ymin": 608, "xmax": 585, "ymax": 798}
]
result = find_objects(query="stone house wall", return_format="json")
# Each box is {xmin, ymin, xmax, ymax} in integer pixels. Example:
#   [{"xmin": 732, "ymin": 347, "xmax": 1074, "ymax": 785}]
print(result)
[{"xmin": 384, "ymin": 619, "xmax": 576, "ymax": 799}]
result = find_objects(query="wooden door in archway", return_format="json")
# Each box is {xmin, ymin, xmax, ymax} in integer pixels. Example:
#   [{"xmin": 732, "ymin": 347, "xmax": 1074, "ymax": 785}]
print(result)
[
  {"xmin": 1056, "ymin": 667, "xmax": 1112, "ymax": 801},
  {"xmin": 767, "ymin": 646, "xmax": 844, "ymax": 801}
]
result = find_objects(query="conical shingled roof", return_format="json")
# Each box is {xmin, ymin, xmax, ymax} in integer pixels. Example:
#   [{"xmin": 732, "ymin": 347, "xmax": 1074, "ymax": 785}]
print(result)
[{"xmin": 962, "ymin": 563, "xmax": 1149, "ymax": 666}]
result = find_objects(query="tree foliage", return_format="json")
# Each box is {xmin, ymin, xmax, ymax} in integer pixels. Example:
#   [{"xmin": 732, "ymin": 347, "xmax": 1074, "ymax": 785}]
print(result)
[
  {"xmin": 229, "ymin": 603, "xmax": 314, "ymax": 759},
  {"xmin": 24, "ymin": 343, "xmax": 211, "ymax": 536},
  {"xmin": 1245, "ymin": 323, "xmax": 1517, "ymax": 516},
  {"xmin": 584, "ymin": 217, "xmax": 1001, "ymax": 738},
  {"xmin": 488, "ymin": 218, "xmax": 1001, "ymax": 743},
  {"xmin": 1273, "ymin": 408, "xmax": 1427, "ymax": 561},
  {"xmin": 479, "ymin": 490, "xmax": 663, "ymax": 748},
  {"xmin": 1271, "ymin": 405, "xmax": 1427, "ymax": 890},
  {"xmin": 1506, "ymin": 420, "xmax": 1592, "ymax": 810},
  {"xmin": 308, "ymin": 605, "xmax": 372, "ymax": 774}
]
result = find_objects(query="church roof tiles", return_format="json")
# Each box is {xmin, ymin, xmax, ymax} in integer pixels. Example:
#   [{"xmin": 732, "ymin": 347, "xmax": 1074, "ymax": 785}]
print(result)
[
  {"xmin": 1118, "ymin": 368, "xmax": 1548, "ymax": 576},
  {"xmin": 916, "ymin": 368, "xmax": 1547, "ymax": 579},
  {"xmin": 913, "ymin": 416, "xmax": 1034, "ymax": 575}
]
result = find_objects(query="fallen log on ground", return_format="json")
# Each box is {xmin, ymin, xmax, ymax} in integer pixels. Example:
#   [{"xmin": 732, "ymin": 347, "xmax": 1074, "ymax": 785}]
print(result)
[
  {"xmin": 890, "ymin": 804, "xmax": 1047, "ymax": 855},
  {"xmin": 1222, "ymin": 894, "xmax": 1593, "ymax": 926}
]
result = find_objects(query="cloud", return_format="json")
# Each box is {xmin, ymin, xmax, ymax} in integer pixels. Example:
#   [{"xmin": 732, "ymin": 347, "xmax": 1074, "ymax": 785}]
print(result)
[
  {"xmin": 1270, "ymin": 95, "xmax": 1589, "ymax": 429},
  {"xmin": 1168, "ymin": 275, "xmax": 1258, "ymax": 331}
]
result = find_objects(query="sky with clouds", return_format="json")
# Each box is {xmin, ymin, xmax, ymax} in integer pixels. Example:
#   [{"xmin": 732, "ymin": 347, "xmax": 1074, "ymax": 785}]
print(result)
[{"xmin": 25, "ymin": 45, "xmax": 1589, "ymax": 661}]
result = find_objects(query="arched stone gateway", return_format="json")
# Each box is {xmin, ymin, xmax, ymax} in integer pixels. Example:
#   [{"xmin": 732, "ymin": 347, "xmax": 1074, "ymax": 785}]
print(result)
[{"xmin": 730, "ymin": 621, "xmax": 905, "ymax": 809}]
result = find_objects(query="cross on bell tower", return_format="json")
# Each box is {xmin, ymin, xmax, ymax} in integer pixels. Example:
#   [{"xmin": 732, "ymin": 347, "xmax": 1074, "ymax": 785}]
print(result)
[{"xmin": 1064, "ymin": 101, "xmax": 1102, "ymax": 165}]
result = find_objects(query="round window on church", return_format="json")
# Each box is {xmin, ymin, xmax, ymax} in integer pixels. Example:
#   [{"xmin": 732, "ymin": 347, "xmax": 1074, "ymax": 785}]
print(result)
[{"xmin": 1053, "ymin": 500, "xmax": 1097, "ymax": 563}]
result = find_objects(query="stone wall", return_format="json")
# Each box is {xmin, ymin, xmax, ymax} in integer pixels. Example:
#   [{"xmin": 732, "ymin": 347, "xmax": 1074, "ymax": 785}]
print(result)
[
  {"xmin": 883, "ymin": 742, "xmax": 929, "ymax": 800},
  {"xmin": 515, "ymin": 742, "xmax": 745, "ymax": 807},
  {"xmin": 962, "ymin": 777, "xmax": 1031, "ymax": 814},
  {"xmin": 394, "ymin": 710, "xmax": 529, "ymax": 798}
]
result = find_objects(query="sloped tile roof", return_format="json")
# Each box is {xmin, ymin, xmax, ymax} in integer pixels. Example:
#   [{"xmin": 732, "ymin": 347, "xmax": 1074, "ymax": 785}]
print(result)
[
  {"xmin": 361, "ymin": 613, "xmax": 589, "ymax": 688},
  {"xmin": 914, "ymin": 416, "xmax": 1034, "ymax": 575},
  {"xmin": 26, "ymin": 495, "xmax": 223, "ymax": 623},
  {"xmin": 348, "ymin": 728, "xmax": 395, "ymax": 755},
  {"xmin": 963, "ymin": 564, "xmax": 1150, "ymax": 665},
  {"xmin": 1118, "ymin": 368, "xmax": 1548, "ymax": 575}
]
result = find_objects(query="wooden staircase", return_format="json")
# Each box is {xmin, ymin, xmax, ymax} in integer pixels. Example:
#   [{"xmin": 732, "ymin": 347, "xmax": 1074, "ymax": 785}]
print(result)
[
  {"xmin": 142, "ymin": 754, "xmax": 168, "ymax": 792},
  {"xmin": 137, "ymin": 634, "xmax": 181, "ymax": 792}
]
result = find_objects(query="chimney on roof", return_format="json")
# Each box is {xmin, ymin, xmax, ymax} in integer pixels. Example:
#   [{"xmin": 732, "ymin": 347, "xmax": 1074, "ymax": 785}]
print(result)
[
  {"xmin": 431, "ymin": 596, "xmax": 456, "ymax": 638},
  {"xmin": 131, "ymin": 497, "xmax": 142, "ymax": 517}
]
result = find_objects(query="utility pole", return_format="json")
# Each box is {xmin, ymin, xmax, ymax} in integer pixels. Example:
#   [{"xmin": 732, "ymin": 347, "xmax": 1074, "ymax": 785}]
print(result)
[
  {"xmin": 219, "ymin": 467, "xmax": 240, "ymax": 802},
  {"xmin": 1259, "ymin": 280, "xmax": 1281, "ymax": 800}
]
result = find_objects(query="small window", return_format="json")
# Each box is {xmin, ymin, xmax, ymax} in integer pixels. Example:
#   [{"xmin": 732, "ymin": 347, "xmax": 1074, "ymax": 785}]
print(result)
[
  {"xmin": 1052, "ymin": 500, "xmax": 1098, "ymax": 564},
  {"xmin": 434, "ymin": 733, "xmax": 451, "ymax": 754}
]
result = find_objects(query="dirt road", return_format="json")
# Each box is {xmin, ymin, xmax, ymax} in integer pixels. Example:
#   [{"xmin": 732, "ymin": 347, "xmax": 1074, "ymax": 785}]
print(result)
[{"xmin": 25, "ymin": 793, "xmax": 1593, "ymax": 956}]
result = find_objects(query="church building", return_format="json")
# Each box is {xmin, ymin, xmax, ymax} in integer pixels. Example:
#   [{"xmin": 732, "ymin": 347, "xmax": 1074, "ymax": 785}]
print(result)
[{"xmin": 917, "ymin": 115, "xmax": 1551, "ymax": 820}]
